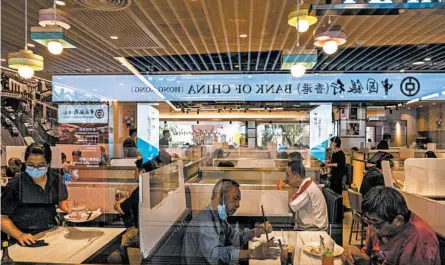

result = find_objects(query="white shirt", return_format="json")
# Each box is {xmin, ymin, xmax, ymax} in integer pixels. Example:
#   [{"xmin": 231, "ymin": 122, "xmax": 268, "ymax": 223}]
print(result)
[{"xmin": 289, "ymin": 178, "xmax": 328, "ymax": 231}]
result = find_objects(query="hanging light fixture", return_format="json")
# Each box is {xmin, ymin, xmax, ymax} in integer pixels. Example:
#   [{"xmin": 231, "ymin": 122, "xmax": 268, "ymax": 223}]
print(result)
[
  {"xmin": 291, "ymin": 64, "xmax": 306, "ymax": 78},
  {"xmin": 8, "ymin": 0, "xmax": 44, "ymax": 79},
  {"xmin": 32, "ymin": 0, "xmax": 75, "ymax": 55},
  {"xmin": 287, "ymin": 3, "xmax": 317, "ymax": 33},
  {"xmin": 38, "ymin": 6, "xmax": 70, "ymax": 29},
  {"xmin": 314, "ymin": 24, "xmax": 347, "ymax": 55}
]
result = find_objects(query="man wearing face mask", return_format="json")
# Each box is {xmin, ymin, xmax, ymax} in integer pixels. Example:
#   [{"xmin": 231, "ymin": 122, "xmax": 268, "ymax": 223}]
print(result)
[
  {"xmin": 341, "ymin": 187, "xmax": 440, "ymax": 265},
  {"xmin": 183, "ymin": 178, "xmax": 279, "ymax": 265},
  {"xmin": 285, "ymin": 161, "xmax": 328, "ymax": 231},
  {"xmin": 1, "ymin": 143, "xmax": 71, "ymax": 246}
]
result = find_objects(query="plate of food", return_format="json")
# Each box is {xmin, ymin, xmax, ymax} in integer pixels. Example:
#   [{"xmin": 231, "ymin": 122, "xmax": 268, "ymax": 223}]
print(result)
[
  {"xmin": 64, "ymin": 209, "xmax": 102, "ymax": 223},
  {"xmin": 303, "ymin": 242, "xmax": 344, "ymax": 257}
]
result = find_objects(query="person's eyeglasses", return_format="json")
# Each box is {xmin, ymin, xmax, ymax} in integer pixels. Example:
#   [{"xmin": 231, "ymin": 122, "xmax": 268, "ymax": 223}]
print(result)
[
  {"xmin": 26, "ymin": 164, "xmax": 47, "ymax": 170},
  {"xmin": 362, "ymin": 213, "xmax": 387, "ymax": 229}
]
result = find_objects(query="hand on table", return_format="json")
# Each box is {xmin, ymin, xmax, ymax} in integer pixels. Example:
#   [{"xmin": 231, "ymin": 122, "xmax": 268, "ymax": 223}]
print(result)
[
  {"xmin": 341, "ymin": 246, "xmax": 370, "ymax": 265},
  {"xmin": 17, "ymin": 233, "xmax": 37, "ymax": 246},
  {"xmin": 249, "ymin": 241, "xmax": 280, "ymax": 260},
  {"xmin": 253, "ymin": 221, "xmax": 273, "ymax": 237}
]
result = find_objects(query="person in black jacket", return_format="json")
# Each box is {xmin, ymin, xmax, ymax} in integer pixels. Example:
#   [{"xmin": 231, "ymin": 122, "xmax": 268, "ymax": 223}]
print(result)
[
  {"xmin": 359, "ymin": 153, "xmax": 394, "ymax": 198},
  {"xmin": 123, "ymin": 128, "xmax": 138, "ymax": 157},
  {"xmin": 326, "ymin": 137, "xmax": 346, "ymax": 195},
  {"xmin": 377, "ymin": 133, "xmax": 391, "ymax": 150}
]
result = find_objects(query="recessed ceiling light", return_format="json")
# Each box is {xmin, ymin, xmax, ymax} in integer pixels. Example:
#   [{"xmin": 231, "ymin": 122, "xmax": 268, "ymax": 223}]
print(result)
[
  {"xmin": 27, "ymin": 43, "xmax": 35, "ymax": 48},
  {"xmin": 239, "ymin": 34, "xmax": 248, "ymax": 38},
  {"xmin": 110, "ymin": 36, "xmax": 119, "ymax": 40},
  {"xmin": 55, "ymin": 0, "xmax": 66, "ymax": 6},
  {"xmin": 413, "ymin": 61, "xmax": 425, "ymax": 65},
  {"xmin": 400, "ymin": 69, "xmax": 405, "ymax": 73},
  {"xmin": 235, "ymin": 65, "xmax": 239, "ymax": 68},
  {"xmin": 424, "ymin": 57, "xmax": 432, "ymax": 61},
  {"xmin": 85, "ymin": 68, "xmax": 91, "ymax": 72}
]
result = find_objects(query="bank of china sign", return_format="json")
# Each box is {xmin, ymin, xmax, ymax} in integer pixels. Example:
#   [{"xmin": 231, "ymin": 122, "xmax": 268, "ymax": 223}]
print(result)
[
  {"xmin": 58, "ymin": 104, "xmax": 108, "ymax": 124},
  {"xmin": 52, "ymin": 73, "xmax": 444, "ymax": 102}
]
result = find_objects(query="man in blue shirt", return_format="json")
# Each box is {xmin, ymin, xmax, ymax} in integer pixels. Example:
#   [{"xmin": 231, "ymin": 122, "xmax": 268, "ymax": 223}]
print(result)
[{"xmin": 182, "ymin": 179, "xmax": 279, "ymax": 265}]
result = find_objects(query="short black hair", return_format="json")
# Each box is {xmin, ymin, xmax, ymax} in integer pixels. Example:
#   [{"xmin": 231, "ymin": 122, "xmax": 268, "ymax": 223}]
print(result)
[
  {"xmin": 375, "ymin": 152, "xmax": 394, "ymax": 169},
  {"xmin": 331, "ymin": 136, "xmax": 342, "ymax": 148},
  {"xmin": 163, "ymin": 130, "xmax": 169, "ymax": 135},
  {"xmin": 289, "ymin": 152, "xmax": 303, "ymax": 161},
  {"xmin": 135, "ymin": 158, "xmax": 158, "ymax": 172},
  {"xmin": 383, "ymin": 133, "xmax": 391, "ymax": 140},
  {"xmin": 287, "ymin": 160, "xmax": 306, "ymax": 177},
  {"xmin": 425, "ymin": 151, "xmax": 437, "ymax": 158},
  {"xmin": 218, "ymin": 161, "xmax": 235, "ymax": 167},
  {"xmin": 8, "ymin": 157, "xmax": 22, "ymax": 167},
  {"xmin": 72, "ymin": 150, "xmax": 82, "ymax": 157},
  {"xmin": 277, "ymin": 152, "xmax": 289, "ymax": 159},
  {"xmin": 362, "ymin": 187, "xmax": 410, "ymax": 223},
  {"xmin": 25, "ymin": 143, "xmax": 52, "ymax": 164},
  {"xmin": 368, "ymin": 139, "xmax": 372, "ymax": 142},
  {"xmin": 129, "ymin": 128, "xmax": 137, "ymax": 136},
  {"xmin": 61, "ymin": 153, "xmax": 66, "ymax": 162},
  {"xmin": 351, "ymin": 147, "xmax": 359, "ymax": 152},
  {"xmin": 211, "ymin": 178, "xmax": 240, "ymax": 200}
]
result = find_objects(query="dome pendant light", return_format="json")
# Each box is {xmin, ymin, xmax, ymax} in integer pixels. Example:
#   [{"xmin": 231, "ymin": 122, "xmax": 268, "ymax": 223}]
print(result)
[
  {"xmin": 291, "ymin": 64, "xmax": 306, "ymax": 78},
  {"xmin": 314, "ymin": 22, "xmax": 347, "ymax": 55},
  {"xmin": 8, "ymin": 0, "xmax": 44, "ymax": 79},
  {"xmin": 288, "ymin": 1, "xmax": 317, "ymax": 33}
]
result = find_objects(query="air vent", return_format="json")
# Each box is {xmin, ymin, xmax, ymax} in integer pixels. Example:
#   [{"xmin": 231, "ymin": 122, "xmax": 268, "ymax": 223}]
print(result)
[{"xmin": 73, "ymin": 0, "xmax": 132, "ymax": 11}]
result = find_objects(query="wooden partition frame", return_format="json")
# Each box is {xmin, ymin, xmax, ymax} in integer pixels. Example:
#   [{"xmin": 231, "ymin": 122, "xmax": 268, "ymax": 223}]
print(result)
[{"xmin": 139, "ymin": 160, "xmax": 186, "ymax": 259}]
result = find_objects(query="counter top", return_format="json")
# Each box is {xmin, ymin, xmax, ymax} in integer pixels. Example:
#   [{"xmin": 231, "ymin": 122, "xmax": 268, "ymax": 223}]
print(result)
[{"xmin": 8, "ymin": 227, "xmax": 125, "ymax": 264}]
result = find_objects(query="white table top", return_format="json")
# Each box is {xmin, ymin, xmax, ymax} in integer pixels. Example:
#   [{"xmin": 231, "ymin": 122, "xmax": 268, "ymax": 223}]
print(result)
[
  {"xmin": 249, "ymin": 231, "xmax": 342, "ymax": 265},
  {"xmin": 9, "ymin": 226, "xmax": 125, "ymax": 264}
]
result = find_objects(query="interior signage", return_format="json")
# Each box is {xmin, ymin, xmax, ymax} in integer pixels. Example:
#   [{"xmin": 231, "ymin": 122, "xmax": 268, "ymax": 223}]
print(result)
[
  {"xmin": 137, "ymin": 104, "xmax": 159, "ymax": 161},
  {"xmin": 52, "ymin": 73, "xmax": 445, "ymax": 102},
  {"xmin": 58, "ymin": 104, "xmax": 108, "ymax": 124}
]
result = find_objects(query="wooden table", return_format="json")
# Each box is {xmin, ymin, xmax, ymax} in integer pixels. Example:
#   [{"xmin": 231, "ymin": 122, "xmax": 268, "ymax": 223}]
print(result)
[
  {"xmin": 8, "ymin": 227, "xmax": 125, "ymax": 264},
  {"xmin": 249, "ymin": 231, "xmax": 343, "ymax": 265}
]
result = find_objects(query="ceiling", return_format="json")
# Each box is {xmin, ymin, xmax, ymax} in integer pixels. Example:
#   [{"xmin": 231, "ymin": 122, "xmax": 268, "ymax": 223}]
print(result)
[{"xmin": 1, "ymin": 0, "xmax": 445, "ymax": 78}]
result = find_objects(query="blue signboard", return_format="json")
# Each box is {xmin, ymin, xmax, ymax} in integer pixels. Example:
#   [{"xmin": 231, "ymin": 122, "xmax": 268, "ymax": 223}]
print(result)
[{"xmin": 52, "ymin": 73, "xmax": 445, "ymax": 102}]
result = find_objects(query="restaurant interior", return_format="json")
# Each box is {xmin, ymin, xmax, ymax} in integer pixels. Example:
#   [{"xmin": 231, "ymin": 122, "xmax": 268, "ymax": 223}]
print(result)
[{"xmin": 1, "ymin": 0, "xmax": 445, "ymax": 264}]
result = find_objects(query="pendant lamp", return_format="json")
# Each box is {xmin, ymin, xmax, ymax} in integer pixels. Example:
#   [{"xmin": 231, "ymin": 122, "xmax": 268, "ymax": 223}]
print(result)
[{"xmin": 314, "ymin": 24, "xmax": 347, "ymax": 55}]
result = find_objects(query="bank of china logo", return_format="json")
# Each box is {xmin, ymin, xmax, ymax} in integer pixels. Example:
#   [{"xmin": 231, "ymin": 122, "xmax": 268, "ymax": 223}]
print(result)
[
  {"xmin": 400, "ymin": 77, "xmax": 420, "ymax": 97},
  {"xmin": 95, "ymin": 109, "xmax": 105, "ymax": 119}
]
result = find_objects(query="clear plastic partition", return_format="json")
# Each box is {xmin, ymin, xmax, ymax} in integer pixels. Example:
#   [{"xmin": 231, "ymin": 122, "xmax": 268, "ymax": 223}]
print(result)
[{"xmin": 147, "ymin": 161, "xmax": 181, "ymax": 209}]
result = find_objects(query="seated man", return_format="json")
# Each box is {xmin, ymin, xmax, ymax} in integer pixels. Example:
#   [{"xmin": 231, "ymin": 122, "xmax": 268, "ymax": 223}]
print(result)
[
  {"xmin": 285, "ymin": 161, "xmax": 328, "ymax": 231},
  {"xmin": 341, "ymin": 187, "xmax": 440, "ymax": 265},
  {"xmin": 182, "ymin": 178, "xmax": 279, "ymax": 265},
  {"xmin": 114, "ymin": 158, "xmax": 158, "ymax": 248},
  {"xmin": 360, "ymin": 153, "xmax": 394, "ymax": 198}
]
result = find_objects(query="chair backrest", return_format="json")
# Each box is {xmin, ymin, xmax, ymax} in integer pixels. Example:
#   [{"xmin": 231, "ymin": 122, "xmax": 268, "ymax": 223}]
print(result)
[
  {"xmin": 348, "ymin": 189, "xmax": 363, "ymax": 213},
  {"xmin": 322, "ymin": 188, "xmax": 343, "ymax": 224}
]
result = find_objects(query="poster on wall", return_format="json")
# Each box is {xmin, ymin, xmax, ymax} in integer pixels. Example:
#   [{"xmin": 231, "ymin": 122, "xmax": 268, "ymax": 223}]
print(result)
[
  {"xmin": 137, "ymin": 104, "xmax": 159, "ymax": 161},
  {"xmin": 340, "ymin": 120, "xmax": 366, "ymax": 137},
  {"xmin": 1, "ymin": 69, "xmax": 59, "ymax": 147},
  {"xmin": 310, "ymin": 104, "xmax": 333, "ymax": 161}
]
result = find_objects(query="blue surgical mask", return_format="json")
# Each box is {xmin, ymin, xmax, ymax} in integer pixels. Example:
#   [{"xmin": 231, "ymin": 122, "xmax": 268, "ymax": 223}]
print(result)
[
  {"xmin": 217, "ymin": 204, "xmax": 227, "ymax": 220},
  {"xmin": 26, "ymin": 166, "xmax": 48, "ymax": 179}
]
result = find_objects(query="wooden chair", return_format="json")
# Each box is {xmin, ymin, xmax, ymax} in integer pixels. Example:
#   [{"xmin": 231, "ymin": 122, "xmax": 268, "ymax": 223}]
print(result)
[{"xmin": 347, "ymin": 189, "xmax": 365, "ymax": 248}]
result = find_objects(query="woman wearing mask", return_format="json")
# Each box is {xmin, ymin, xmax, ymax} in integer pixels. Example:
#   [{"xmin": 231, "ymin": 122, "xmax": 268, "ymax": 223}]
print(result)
[
  {"xmin": 325, "ymin": 137, "xmax": 346, "ymax": 195},
  {"xmin": 1, "ymin": 143, "xmax": 71, "ymax": 246}
]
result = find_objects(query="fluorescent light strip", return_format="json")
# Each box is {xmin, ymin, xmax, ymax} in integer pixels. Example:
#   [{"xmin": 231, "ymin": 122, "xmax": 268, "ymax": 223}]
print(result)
[
  {"xmin": 442, "ymin": 91, "xmax": 445, "ymax": 95},
  {"xmin": 421, "ymin": 93, "xmax": 439, "ymax": 100},
  {"xmin": 115, "ymin": 57, "xmax": 179, "ymax": 111},
  {"xmin": 406, "ymin": 98, "xmax": 420, "ymax": 104}
]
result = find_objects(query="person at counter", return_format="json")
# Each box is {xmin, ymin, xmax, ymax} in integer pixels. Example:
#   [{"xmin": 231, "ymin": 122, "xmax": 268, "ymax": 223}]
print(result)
[
  {"xmin": 159, "ymin": 129, "xmax": 170, "ymax": 147},
  {"xmin": 6, "ymin": 158, "xmax": 22, "ymax": 178},
  {"xmin": 360, "ymin": 153, "xmax": 394, "ymax": 198},
  {"xmin": 123, "ymin": 128, "xmax": 138, "ymax": 158},
  {"xmin": 376, "ymin": 133, "xmax": 391, "ymax": 150},
  {"xmin": 182, "ymin": 178, "xmax": 279, "ymax": 265},
  {"xmin": 325, "ymin": 136, "xmax": 346, "ymax": 195},
  {"xmin": 424, "ymin": 151, "xmax": 437, "ymax": 158},
  {"xmin": 1, "ymin": 143, "xmax": 71, "ymax": 246},
  {"xmin": 341, "ymin": 187, "xmax": 440, "ymax": 265},
  {"xmin": 72, "ymin": 150, "xmax": 82, "ymax": 165},
  {"xmin": 285, "ymin": 161, "xmax": 328, "ymax": 231}
]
